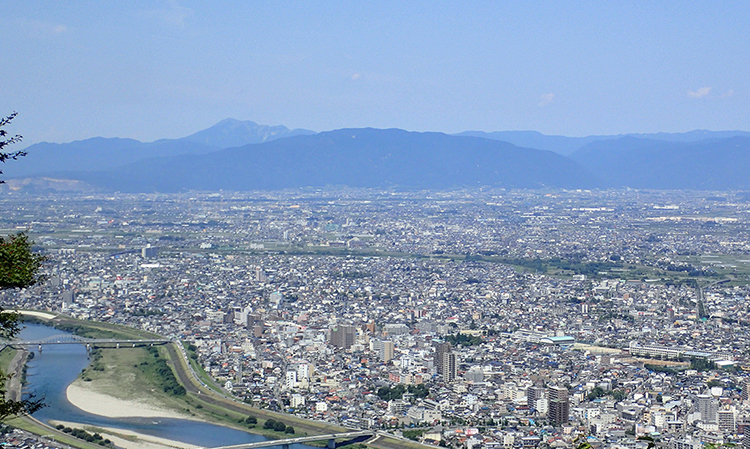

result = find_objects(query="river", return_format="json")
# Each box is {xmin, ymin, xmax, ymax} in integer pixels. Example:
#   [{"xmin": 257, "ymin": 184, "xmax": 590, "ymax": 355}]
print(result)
[{"xmin": 21, "ymin": 323, "xmax": 314, "ymax": 449}]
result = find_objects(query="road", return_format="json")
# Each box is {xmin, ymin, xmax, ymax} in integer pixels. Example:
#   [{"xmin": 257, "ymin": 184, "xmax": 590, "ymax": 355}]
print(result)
[{"xmin": 164, "ymin": 343, "xmax": 348, "ymax": 438}]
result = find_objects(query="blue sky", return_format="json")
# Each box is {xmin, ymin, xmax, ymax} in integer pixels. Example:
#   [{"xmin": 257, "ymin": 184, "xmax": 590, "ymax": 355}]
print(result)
[{"xmin": 4, "ymin": 1, "xmax": 750, "ymax": 145}]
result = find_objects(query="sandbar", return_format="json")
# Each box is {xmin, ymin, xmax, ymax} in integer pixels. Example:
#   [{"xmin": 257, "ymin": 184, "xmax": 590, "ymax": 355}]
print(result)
[
  {"xmin": 17, "ymin": 310, "xmax": 57, "ymax": 320},
  {"xmin": 66, "ymin": 381, "xmax": 193, "ymax": 420}
]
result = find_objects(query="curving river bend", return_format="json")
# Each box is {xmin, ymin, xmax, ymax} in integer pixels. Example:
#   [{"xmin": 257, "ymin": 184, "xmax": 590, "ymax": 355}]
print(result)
[{"xmin": 21, "ymin": 323, "xmax": 314, "ymax": 449}]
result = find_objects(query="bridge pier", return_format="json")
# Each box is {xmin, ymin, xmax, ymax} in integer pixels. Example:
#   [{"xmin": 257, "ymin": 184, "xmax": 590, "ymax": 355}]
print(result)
[
  {"xmin": 38, "ymin": 345, "xmax": 42, "ymax": 354},
  {"xmin": 282, "ymin": 445, "xmax": 289, "ymax": 449},
  {"xmin": 328, "ymin": 438, "xmax": 335, "ymax": 449},
  {"xmin": 116, "ymin": 343, "xmax": 119, "ymax": 349},
  {"xmin": 86, "ymin": 343, "xmax": 90, "ymax": 352}
]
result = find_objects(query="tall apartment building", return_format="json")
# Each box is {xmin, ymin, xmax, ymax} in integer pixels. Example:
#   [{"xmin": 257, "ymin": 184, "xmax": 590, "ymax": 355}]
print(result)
[
  {"xmin": 435, "ymin": 341, "xmax": 452, "ymax": 374},
  {"xmin": 443, "ymin": 352, "xmax": 458, "ymax": 383},
  {"xmin": 718, "ymin": 409, "xmax": 736, "ymax": 433},
  {"xmin": 528, "ymin": 385, "xmax": 545, "ymax": 409},
  {"xmin": 697, "ymin": 394, "xmax": 717, "ymax": 424},
  {"xmin": 548, "ymin": 385, "xmax": 570, "ymax": 426},
  {"xmin": 380, "ymin": 340, "xmax": 394, "ymax": 363},
  {"xmin": 330, "ymin": 324, "xmax": 357, "ymax": 349}
]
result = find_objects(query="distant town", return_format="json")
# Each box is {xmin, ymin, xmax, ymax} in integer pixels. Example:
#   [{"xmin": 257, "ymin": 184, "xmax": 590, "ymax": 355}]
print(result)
[{"xmin": 3, "ymin": 188, "xmax": 750, "ymax": 449}]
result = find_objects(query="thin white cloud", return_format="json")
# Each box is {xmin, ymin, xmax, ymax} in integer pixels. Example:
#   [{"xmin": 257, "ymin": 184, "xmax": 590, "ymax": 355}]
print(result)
[
  {"xmin": 538, "ymin": 93, "xmax": 555, "ymax": 107},
  {"xmin": 721, "ymin": 89, "xmax": 735, "ymax": 98},
  {"xmin": 143, "ymin": 1, "xmax": 194, "ymax": 28},
  {"xmin": 352, "ymin": 73, "xmax": 362, "ymax": 81},
  {"xmin": 19, "ymin": 19, "xmax": 69, "ymax": 37},
  {"xmin": 687, "ymin": 86, "xmax": 711, "ymax": 98}
]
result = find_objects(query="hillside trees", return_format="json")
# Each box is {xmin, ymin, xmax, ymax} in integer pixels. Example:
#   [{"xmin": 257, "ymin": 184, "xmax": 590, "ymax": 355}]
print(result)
[
  {"xmin": 0, "ymin": 111, "xmax": 47, "ymax": 420},
  {"xmin": 0, "ymin": 112, "xmax": 25, "ymax": 183}
]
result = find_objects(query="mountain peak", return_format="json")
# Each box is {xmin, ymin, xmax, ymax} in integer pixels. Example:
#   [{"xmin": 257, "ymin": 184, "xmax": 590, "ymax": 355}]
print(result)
[{"xmin": 182, "ymin": 119, "xmax": 315, "ymax": 148}]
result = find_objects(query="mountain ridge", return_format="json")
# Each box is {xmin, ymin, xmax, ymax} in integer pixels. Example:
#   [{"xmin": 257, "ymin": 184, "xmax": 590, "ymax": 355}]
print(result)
[
  {"xmin": 7, "ymin": 119, "xmax": 316, "ymax": 178},
  {"xmin": 570, "ymin": 135, "xmax": 750, "ymax": 190},
  {"xmin": 5, "ymin": 119, "xmax": 750, "ymax": 192},
  {"xmin": 65, "ymin": 128, "xmax": 599, "ymax": 192}
]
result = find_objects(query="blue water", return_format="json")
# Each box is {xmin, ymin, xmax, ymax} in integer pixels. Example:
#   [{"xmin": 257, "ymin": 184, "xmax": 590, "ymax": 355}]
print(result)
[{"xmin": 21, "ymin": 323, "xmax": 314, "ymax": 448}]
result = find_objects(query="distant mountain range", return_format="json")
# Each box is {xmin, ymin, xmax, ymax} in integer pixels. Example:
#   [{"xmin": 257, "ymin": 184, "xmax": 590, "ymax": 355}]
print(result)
[
  {"xmin": 456, "ymin": 129, "xmax": 750, "ymax": 156},
  {"xmin": 60, "ymin": 129, "xmax": 597, "ymax": 192},
  {"xmin": 571, "ymin": 136, "xmax": 750, "ymax": 190},
  {"xmin": 4, "ymin": 119, "xmax": 750, "ymax": 192},
  {"xmin": 7, "ymin": 119, "xmax": 314, "ymax": 177}
]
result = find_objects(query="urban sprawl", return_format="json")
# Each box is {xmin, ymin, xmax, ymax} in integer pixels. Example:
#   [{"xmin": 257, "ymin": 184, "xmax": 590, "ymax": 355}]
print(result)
[{"xmin": 3, "ymin": 188, "xmax": 750, "ymax": 449}]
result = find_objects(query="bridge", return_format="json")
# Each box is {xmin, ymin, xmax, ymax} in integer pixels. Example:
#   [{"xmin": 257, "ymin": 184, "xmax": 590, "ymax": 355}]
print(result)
[
  {"xmin": 208, "ymin": 430, "xmax": 375, "ymax": 449},
  {"xmin": 8, "ymin": 334, "xmax": 172, "ymax": 350}
]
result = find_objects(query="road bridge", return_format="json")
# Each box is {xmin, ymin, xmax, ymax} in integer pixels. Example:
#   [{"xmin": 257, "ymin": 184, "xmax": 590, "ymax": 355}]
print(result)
[
  {"xmin": 8, "ymin": 334, "xmax": 171, "ymax": 351},
  {"xmin": 208, "ymin": 430, "xmax": 375, "ymax": 449}
]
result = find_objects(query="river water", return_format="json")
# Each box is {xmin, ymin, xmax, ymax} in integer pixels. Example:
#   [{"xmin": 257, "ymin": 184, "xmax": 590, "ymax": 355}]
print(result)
[{"xmin": 21, "ymin": 323, "xmax": 314, "ymax": 449}]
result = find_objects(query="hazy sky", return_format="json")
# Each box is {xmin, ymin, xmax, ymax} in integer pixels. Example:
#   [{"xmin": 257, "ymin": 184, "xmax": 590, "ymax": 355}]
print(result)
[{"xmin": 4, "ymin": 1, "xmax": 750, "ymax": 145}]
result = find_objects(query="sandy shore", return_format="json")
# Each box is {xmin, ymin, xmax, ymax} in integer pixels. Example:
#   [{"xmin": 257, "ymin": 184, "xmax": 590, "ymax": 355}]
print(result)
[
  {"xmin": 64, "ymin": 382, "xmax": 200, "ymax": 449},
  {"xmin": 17, "ymin": 310, "xmax": 56, "ymax": 320},
  {"xmin": 50, "ymin": 420, "xmax": 199, "ymax": 449},
  {"xmin": 66, "ymin": 381, "xmax": 193, "ymax": 420}
]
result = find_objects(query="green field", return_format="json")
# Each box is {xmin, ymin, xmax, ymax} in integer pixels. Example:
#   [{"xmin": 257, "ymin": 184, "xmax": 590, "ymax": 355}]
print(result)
[{"xmin": 0, "ymin": 346, "xmax": 19, "ymax": 374}]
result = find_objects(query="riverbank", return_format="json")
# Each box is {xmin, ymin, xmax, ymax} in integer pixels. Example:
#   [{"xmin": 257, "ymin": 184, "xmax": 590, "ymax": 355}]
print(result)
[
  {"xmin": 50, "ymin": 419, "xmax": 198, "ymax": 449},
  {"xmin": 6, "ymin": 348, "xmax": 28, "ymax": 402},
  {"xmin": 16, "ymin": 317, "xmax": 354, "ymax": 447}
]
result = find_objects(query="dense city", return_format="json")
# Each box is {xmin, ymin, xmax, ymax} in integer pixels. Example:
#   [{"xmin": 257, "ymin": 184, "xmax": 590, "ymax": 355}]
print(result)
[{"xmin": 3, "ymin": 188, "xmax": 750, "ymax": 449}]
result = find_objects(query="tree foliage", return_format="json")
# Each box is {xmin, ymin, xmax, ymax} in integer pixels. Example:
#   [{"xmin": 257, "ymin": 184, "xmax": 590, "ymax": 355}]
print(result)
[
  {"xmin": 0, "ymin": 372, "xmax": 44, "ymax": 421},
  {"xmin": 0, "ymin": 112, "xmax": 46, "ymax": 421},
  {"xmin": 0, "ymin": 112, "xmax": 25, "ymax": 184},
  {"xmin": 376, "ymin": 383, "xmax": 430, "ymax": 401},
  {"xmin": 0, "ymin": 307, "xmax": 46, "ymax": 420},
  {"xmin": 444, "ymin": 333, "xmax": 483, "ymax": 346},
  {"xmin": 690, "ymin": 357, "xmax": 716, "ymax": 372},
  {"xmin": 0, "ymin": 232, "xmax": 47, "ymax": 290}
]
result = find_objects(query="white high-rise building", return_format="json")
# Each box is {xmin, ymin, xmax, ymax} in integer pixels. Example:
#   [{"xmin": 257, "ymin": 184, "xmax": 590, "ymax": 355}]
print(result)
[
  {"xmin": 297, "ymin": 363, "xmax": 310, "ymax": 381},
  {"xmin": 697, "ymin": 394, "xmax": 717, "ymax": 424},
  {"xmin": 285, "ymin": 371, "xmax": 297, "ymax": 389}
]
